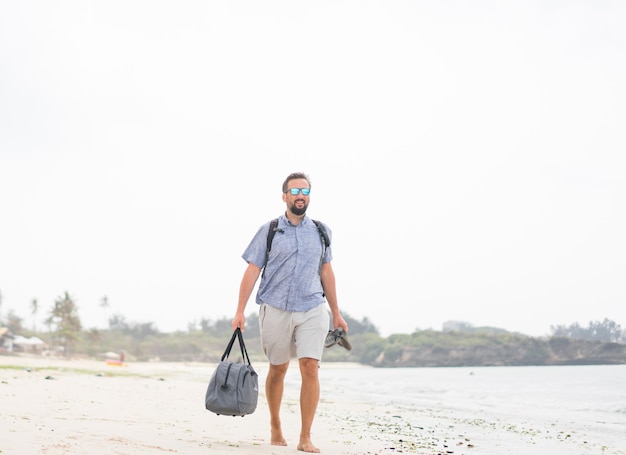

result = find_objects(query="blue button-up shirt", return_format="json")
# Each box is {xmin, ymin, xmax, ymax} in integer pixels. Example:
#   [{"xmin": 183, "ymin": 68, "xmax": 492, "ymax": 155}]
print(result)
[{"xmin": 242, "ymin": 214, "xmax": 332, "ymax": 312}]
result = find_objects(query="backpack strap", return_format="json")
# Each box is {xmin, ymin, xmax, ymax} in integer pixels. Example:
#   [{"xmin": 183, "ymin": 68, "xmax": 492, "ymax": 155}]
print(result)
[
  {"xmin": 312, "ymin": 220, "xmax": 330, "ymax": 276},
  {"xmin": 312, "ymin": 220, "xmax": 330, "ymax": 248},
  {"xmin": 262, "ymin": 218, "xmax": 280, "ymax": 278}
]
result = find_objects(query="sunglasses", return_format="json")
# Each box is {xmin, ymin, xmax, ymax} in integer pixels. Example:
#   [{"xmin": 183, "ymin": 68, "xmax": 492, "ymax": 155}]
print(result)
[{"xmin": 287, "ymin": 188, "xmax": 311, "ymax": 196}]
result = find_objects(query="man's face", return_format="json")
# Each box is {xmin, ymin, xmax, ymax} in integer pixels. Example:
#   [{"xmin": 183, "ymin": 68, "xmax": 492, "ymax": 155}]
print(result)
[{"xmin": 283, "ymin": 178, "xmax": 310, "ymax": 216}]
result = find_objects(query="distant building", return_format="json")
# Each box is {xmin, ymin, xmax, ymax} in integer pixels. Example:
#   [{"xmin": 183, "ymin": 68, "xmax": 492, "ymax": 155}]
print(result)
[
  {"xmin": 12, "ymin": 335, "xmax": 48, "ymax": 353},
  {"xmin": 0, "ymin": 327, "xmax": 14, "ymax": 352},
  {"xmin": 442, "ymin": 320, "xmax": 473, "ymax": 332}
]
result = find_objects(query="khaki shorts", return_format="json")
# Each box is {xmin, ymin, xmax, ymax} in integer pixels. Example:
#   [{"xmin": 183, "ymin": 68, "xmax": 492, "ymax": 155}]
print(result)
[{"xmin": 259, "ymin": 303, "xmax": 330, "ymax": 365}]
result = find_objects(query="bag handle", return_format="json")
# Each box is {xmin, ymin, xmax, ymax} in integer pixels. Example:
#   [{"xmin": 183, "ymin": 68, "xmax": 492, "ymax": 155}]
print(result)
[
  {"xmin": 221, "ymin": 328, "xmax": 252, "ymax": 366},
  {"xmin": 236, "ymin": 328, "xmax": 252, "ymax": 366}
]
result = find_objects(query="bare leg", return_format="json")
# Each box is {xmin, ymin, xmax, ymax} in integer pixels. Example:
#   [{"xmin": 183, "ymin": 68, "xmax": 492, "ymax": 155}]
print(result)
[
  {"xmin": 297, "ymin": 357, "xmax": 321, "ymax": 453},
  {"xmin": 266, "ymin": 362, "xmax": 289, "ymax": 446}
]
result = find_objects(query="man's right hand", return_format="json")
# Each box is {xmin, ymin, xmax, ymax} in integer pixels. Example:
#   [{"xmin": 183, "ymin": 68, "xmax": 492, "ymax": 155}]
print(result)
[{"xmin": 232, "ymin": 313, "xmax": 245, "ymax": 332}]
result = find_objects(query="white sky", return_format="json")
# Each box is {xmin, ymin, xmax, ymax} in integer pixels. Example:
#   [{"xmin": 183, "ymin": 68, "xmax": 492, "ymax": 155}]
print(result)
[{"xmin": 1, "ymin": 1, "xmax": 625, "ymax": 337}]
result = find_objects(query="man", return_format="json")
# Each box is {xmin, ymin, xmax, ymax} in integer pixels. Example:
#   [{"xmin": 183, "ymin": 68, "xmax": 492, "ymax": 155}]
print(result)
[{"xmin": 232, "ymin": 172, "xmax": 348, "ymax": 453}]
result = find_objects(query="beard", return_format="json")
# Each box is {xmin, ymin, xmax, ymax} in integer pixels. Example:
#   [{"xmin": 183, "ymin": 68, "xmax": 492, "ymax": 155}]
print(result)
[{"xmin": 289, "ymin": 202, "xmax": 308, "ymax": 216}]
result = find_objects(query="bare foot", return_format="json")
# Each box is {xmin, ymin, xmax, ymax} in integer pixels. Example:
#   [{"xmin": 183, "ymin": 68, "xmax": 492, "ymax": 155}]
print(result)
[
  {"xmin": 297, "ymin": 440, "xmax": 320, "ymax": 453},
  {"xmin": 270, "ymin": 427, "xmax": 287, "ymax": 446}
]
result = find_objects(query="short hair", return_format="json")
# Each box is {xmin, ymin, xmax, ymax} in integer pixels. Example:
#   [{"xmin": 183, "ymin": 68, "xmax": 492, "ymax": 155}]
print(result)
[{"xmin": 282, "ymin": 172, "xmax": 311, "ymax": 193}]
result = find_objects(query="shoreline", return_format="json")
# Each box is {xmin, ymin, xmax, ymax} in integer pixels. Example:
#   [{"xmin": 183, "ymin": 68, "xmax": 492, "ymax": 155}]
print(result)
[{"xmin": 2, "ymin": 355, "xmax": 624, "ymax": 454}]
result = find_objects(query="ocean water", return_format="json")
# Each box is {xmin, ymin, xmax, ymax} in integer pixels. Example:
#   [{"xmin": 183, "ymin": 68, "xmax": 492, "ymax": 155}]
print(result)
[
  {"xmin": 318, "ymin": 364, "xmax": 626, "ymax": 416},
  {"xmin": 312, "ymin": 363, "xmax": 626, "ymax": 453}
]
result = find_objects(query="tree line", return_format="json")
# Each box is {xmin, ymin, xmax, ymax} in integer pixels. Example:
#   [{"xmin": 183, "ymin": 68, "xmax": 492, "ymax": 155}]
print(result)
[{"xmin": 1, "ymin": 290, "xmax": 625, "ymax": 365}]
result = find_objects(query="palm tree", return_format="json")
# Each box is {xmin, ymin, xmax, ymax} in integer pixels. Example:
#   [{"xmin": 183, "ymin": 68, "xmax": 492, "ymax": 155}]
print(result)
[
  {"xmin": 31, "ymin": 298, "xmax": 39, "ymax": 332},
  {"xmin": 46, "ymin": 291, "xmax": 82, "ymax": 356},
  {"xmin": 99, "ymin": 296, "xmax": 110, "ymax": 327}
]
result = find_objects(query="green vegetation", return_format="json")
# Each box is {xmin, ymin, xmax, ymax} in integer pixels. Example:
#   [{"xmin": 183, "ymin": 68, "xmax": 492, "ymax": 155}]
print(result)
[
  {"xmin": 1, "ymin": 290, "xmax": 625, "ymax": 367},
  {"xmin": 551, "ymin": 318, "xmax": 625, "ymax": 343}
]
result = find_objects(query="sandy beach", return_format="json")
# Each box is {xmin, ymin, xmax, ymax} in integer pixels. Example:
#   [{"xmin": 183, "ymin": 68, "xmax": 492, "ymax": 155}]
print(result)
[{"xmin": 1, "ymin": 355, "xmax": 622, "ymax": 455}]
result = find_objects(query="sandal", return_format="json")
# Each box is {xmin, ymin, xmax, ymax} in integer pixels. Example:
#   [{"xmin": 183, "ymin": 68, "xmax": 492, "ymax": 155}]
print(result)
[{"xmin": 324, "ymin": 328, "xmax": 352, "ymax": 351}]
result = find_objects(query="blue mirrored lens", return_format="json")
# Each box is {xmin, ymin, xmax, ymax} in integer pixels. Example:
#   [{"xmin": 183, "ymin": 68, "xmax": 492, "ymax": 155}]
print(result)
[{"xmin": 289, "ymin": 188, "xmax": 310, "ymax": 195}]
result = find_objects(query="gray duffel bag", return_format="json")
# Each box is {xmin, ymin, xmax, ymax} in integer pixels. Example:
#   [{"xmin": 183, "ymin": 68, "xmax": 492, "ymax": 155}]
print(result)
[{"xmin": 205, "ymin": 328, "xmax": 258, "ymax": 417}]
